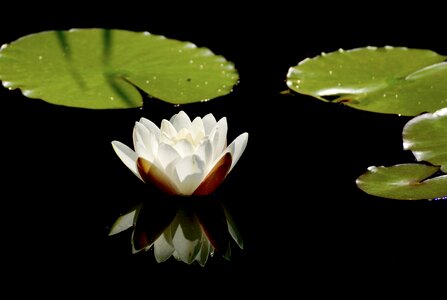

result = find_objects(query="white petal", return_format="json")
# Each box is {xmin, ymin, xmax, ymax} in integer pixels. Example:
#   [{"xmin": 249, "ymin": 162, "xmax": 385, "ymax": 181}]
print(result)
[
  {"xmin": 108, "ymin": 209, "xmax": 137, "ymax": 236},
  {"xmin": 202, "ymin": 113, "xmax": 217, "ymax": 135},
  {"xmin": 193, "ymin": 152, "xmax": 232, "ymax": 196},
  {"xmin": 111, "ymin": 141, "xmax": 143, "ymax": 181},
  {"xmin": 205, "ymin": 132, "xmax": 248, "ymax": 178},
  {"xmin": 224, "ymin": 207, "xmax": 244, "ymax": 249},
  {"xmin": 172, "ymin": 251, "xmax": 181, "ymax": 261},
  {"xmin": 170, "ymin": 214, "xmax": 181, "ymax": 261},
  {"xmin": 135, "ymin": 140, "xmax": 154, "ymax": 163},
  {"xmin": 175, "ymin": 155, "xmax": 206, "ymax": 195},
  {"xmin": 227, "ymin": 132, "xmax": 249, "ymax": 172},
  {"xmin": 196, "ymin": 139, "xmax": 213, "ymax": 170},
  {"xmin": 172, "ymin": 210, "xmax": 202, "ymax": 264},
  {"xmin": 196, "ymin": 237, "xmax": 211, "ymax": 267},
  {"xmin": 179, "ymin": 172, "xmax": 205, "ymax": 196},
  {"xmin": 171, "ymin": 111, "xmax": 192, "ymax": 131},
  {"xmin": 137, "ymin": 157, "xmax": 180, "ymax": 195},
  {"xmin": 157, "ymin": 143, "xmax": 180, "ymax": 169},
  {"xmin": 160, "ymin": 119, "xmax": 177, "ymax": 140},
  {"xmin": 163, "ymin": 158, "xmax": 183, "ymax": 191},
  {"xmin": 139, "ymin": 117, "xmax": 160, "ymax": 141},
  {"xmin": 172, "ymin": 139, "xmax": 194, "ymax": 158},
  {"xmin": 133, "ymin": 122, "xmax": 148, "ymax": 148},
  {"xmin": 154, "ymin": 232, "xmax": 175, "ymax": 263},
  {"xmin": 175, "ymin": 155, "xmax": 205, "ymax": 182},
  {"xmin": 134, "ymin": 122, "xmax": 158, "ymax": 161},
  {"xmin": 131, "ymin": 230, "xmax": 146, "ymax": 254},
  {"xmin": 191, "ymin": 117, "xmax": 205, "ymax": 140},
  {"xmin": 211, "ymin": 117, "xmax": 228, "ymax": 161}
]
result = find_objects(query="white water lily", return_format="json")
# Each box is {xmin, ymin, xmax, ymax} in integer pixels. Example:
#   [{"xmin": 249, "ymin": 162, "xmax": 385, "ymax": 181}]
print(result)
[{"xmin": 112, "ymin": 111, "xmax": 248, "ymax": 196}]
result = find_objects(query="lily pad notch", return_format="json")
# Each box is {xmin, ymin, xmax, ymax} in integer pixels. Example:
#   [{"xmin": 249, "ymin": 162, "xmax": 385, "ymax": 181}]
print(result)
[
  {"xmin": 286, "ymin": 46, "xmax": 447, "ymax": 116},
  {"xmin": 286, "ymin": 46, "xmax": 447, "ymax": 200},
  {"xmin": 0, "ymin": 28, "xmax": 239, "ymax": 109},
  {"xmin": 356, "ymin": 108, "xmax": 447, "ymax": 200}
]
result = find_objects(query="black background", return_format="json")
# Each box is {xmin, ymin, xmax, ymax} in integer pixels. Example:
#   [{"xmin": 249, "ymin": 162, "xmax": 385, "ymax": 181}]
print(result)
[{"xmin": 1, "ymin": 2, "xmax": 446, "ymax": 297}]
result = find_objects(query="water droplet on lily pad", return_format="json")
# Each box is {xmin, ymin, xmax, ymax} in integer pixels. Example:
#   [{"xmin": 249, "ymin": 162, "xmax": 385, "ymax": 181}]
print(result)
[
  {"xmin": 286, "ymin": 46, "xmax": 447, "ymax": 116},
  {"xmin": 0, "ymin": 29, "xmax": 239, "ymax": 109}
]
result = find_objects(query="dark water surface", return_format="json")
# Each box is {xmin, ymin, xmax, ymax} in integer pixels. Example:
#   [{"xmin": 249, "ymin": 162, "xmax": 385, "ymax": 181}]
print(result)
[{"xmin": 1, "ymin": 3, "xmax": 446, "ymax": 296}]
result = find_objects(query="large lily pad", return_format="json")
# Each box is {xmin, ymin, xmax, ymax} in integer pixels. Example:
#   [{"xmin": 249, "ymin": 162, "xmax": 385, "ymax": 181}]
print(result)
[
  {"xmin": 403, "ymin": 107, "xmax": 447, "ymax": 172},
  {"xmin": 286, "ymin": 46, "xmax": 447, "ymax": 116},
  {"xmin": 356, "ymin": 164, "xmax": 447, "ymax": 200},
  {"xmin": 0, "ymin": 29, "xmax": 238, "ymax": 109}
]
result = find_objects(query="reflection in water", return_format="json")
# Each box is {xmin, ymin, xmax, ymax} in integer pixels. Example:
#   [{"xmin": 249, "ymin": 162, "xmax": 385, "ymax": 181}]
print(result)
[{"xmin": 109, "ymin": 196, "xmax": 243, "ymax": 266}]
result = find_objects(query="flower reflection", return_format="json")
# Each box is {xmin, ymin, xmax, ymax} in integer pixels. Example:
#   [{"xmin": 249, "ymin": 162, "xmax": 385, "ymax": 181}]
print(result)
[
  {"xmin": 110, "ymin": 111, "xmax": 248, "ymax": 265},
  {"xmin": 109, "ymin": 196, "xmax": 243, "ymax": 266},
  {"xmin": 112, "ymin": 111, "xmax": 248, "ymax": 196}
]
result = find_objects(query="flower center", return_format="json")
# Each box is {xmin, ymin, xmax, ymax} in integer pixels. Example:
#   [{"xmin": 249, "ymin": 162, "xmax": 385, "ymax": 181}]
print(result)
[{"xmin": 172, "ymin": 128, "xmax": 205, "ymax": 149}]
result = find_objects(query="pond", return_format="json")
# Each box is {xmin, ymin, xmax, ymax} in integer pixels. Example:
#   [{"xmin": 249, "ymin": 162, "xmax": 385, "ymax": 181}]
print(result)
[{"xmin": 1, "ymin": 3, "xmax": 446, "ymax": 296}]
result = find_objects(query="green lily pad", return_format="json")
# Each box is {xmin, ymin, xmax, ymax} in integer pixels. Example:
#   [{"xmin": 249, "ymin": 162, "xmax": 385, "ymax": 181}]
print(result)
[
  {"xmin": 403, "ymin": 108, "xmax": 447, "ymax": 172},
  {"xmin": 0, "ymin": 29, "xmax": 238, "ymax": 109},
  {"xmin": 286, "ymin": 46, "xmax": 447, "ymax": 116},
  {"xmin": 356, "ymin": 164, "xmax": 447, "ymax": 200}
]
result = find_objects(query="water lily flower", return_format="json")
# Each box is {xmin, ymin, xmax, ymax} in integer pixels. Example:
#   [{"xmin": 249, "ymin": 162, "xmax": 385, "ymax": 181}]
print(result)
[
  {"xmin": 111, "ymin": 111, "xmax": 248, "ymax": 196},
  {"xmin": 110, "ymin": 111, "xmax": 247, "ymax": 264}
]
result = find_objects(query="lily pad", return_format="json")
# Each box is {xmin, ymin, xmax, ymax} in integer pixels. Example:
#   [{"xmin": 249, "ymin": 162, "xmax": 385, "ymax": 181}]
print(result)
[
  {"xmin": 286, "ymin": 46, "xmax": 447, "ymax": 116},
  {"xmin": 0, "ymin": 29, "xmax": 238, "ymax": 109},
  {"xmin": 403, "ymin": 107, "xmax": 447, "ymax": 172},
  {"xmin": 356, "ymin": 164, "xmax": 447, "ymax": 200}
]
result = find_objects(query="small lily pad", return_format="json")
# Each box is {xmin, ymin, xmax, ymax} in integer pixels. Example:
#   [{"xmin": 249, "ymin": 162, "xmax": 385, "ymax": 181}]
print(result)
[
  {"xmin": 403, "ymin": 107, "xmax": 447, "ymax": 172},
  {"xmin": 0, "ymin": 29, "xmax": 238, "ymax": 109},
  {"xmin": 286, "ymin": 46, "xmax": 447, "ymax": 116},
  {"xmin": 356, "ymin": 164, "xmax": 447, "ymax": 200}
]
